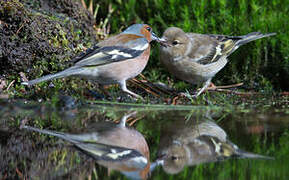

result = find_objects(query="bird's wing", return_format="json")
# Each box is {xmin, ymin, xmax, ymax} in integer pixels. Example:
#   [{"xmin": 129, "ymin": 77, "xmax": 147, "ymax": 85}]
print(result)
[
  {"xmin": 75, "ymin": 142, "xmax": 148, "ymax": 169},
  {"xmin": 193, "ymin": 135, "xmax": 235, "ymax": 160},
  {"xmin": 22, "ymin": 126, "xmax": 148, "ymax": 168},
  {"xmin": 186, "ymin": 33, "xmax": 241, "ymax": 65},
  {"xmin": 70, "ymin": 34, "xmax": 149, "ymax": 67}
]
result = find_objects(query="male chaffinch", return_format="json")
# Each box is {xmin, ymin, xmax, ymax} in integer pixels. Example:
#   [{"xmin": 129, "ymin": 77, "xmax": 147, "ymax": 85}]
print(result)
[
  {"xmin": 157, "ymin": 120, "xmax": 273, "ymax": 174},
  {"xmin": 22, "ymin": 112, "xmax": 156, "ymax": 179},
  {"xmin": 159, "ymin": 27, "xmax": 276, "ymax": 97},
  {"xmin": 22, "ymin": 24, "xmax": 164, "ymax": 99}
]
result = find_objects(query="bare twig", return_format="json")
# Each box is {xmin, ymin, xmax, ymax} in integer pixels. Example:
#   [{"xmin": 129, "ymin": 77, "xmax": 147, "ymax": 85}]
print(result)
[
  {"xmin": 213, "ymin": 82, "xmax": 244, "ymax": 89},
  {"xmin": 128, "ymin": 115, "xmax": 144, "ymax": 126},
  {"xmin": 172, "ymin": 96, "xmax": 179, "ymax": 105},
  {"xmin": 15, "ymin": 19, "xmax": 28, "ymax": 35},
  {"xmin": 212, "ymin": 88, "xmax": 257, "ymax": 96},
  {"xmin": 88, "ymin": 0, "xmax": 93, "ymax": 15},
  {"xmin": 16, "ymin": 23, "xmax": 25, "ymax": 34},
  {"xmin": 15, "ymin": 168, "xmax": 24, "ymax": 179},
  {"xmin": 6, "ymin": 80, "xmax": 15, "ymax": 91},
  {"xmin": 80, "ymin": 0, "xmax": 87, "ymax": 9},
  {"xmin": 281, "ymin": 92, "xmax": 289, "ymax": 96},
  {"xmin": 130, "ymin": 73, "xmax": 177, "ymax": 97},
  {"xmin": 129, "ymin": 79, "xmax": 160, "ymax": 98},
  {"xmin": 199, "ymin": 82, "xmax": 243, "ymax": 91}
]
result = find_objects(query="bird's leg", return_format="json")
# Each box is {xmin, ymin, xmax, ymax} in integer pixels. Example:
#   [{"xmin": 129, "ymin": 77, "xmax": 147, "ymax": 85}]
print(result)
[
  {"xmin": 118, "ymin": 111, "xmax": 137, "ymax": 127},
  {"xmin": 177, "ymin": 79, "xmax": 212, "ymax": 99},
  {"xmin": 195, "ymin": 78, "xmax": 212, "ymax": 97},
  {"xmin": 119, "ymin": 80, "xmax": 144, "ymax": 100}
]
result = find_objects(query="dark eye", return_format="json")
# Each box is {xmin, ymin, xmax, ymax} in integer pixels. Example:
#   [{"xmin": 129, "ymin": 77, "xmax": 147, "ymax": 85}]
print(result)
[
  {"xmin": 146, "ymin": 27, "xmax": 152, "ymax": 32},
  {"xmin": 172, "ymin": 40, "xmax": 179, "ymax": 45},
  {"xmin": 171, "ymin": 156, "xmax": 178, "ymax": 160}
]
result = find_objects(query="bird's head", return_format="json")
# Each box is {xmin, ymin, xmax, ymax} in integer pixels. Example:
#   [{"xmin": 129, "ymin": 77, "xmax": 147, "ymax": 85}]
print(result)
[
  {"xmin": 158, "ymin": 142, "xmax": 188, "ymax": 174},
  {"xmin": 122, "ymin": 24, "xmax": 166, "ymax": 43},
  {"xmin": 160, "ymin": 27, "xmax": 191, "ymax": 58}
]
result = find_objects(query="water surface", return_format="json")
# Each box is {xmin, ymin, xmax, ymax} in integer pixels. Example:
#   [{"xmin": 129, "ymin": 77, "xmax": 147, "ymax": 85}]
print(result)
[{"xmin": 0, "ymin": 100, "xmax": 288, "ymax": 179}]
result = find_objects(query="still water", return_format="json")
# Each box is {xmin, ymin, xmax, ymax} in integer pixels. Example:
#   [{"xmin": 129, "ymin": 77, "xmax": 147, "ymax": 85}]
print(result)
[{"xmin": 0, "ymin": 100, "xmax": 288, "ymax": 179}]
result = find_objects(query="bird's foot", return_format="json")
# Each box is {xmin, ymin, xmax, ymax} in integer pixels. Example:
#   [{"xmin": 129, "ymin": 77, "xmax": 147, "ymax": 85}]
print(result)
[
  {"xmin": 120, "ymin": 81, "xmax": 144, "ymax": 101},
  {"xmin": 178, "ymin": 92, "xmax": 198, "ymax": 99},
  {"xmin": 205, "ymin": 83, "xmax": 217, "ymax": 91},
  {"xmin": 195, "ymin": 82, "xmax": 243, "ymax": 96},
  {"xmin": 123, "ymin": 89, "xmax": 144, "ymax": 101}
]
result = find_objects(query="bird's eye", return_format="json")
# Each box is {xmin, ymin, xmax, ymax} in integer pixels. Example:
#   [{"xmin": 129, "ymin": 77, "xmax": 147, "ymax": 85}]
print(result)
[
  {"xmin": 171, "ymin": 156, "xmax": 178, "ymax": 160},
  {"xmin": 172, "ymin": 40, "xmax": 179, "ymax": 45},
  {"xmin": 146, "ymin": 27, "xmax": 152, "ymax": 32}
]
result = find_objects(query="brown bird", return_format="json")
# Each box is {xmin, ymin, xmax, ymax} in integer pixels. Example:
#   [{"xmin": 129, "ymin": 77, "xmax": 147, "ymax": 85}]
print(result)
[
  {"xmin": 160, "ymin": 27, "xmax": 276, "ymax": 97},
  {"xmin": 157, "ymin": 119, "xmax": 273, "ymax": 174}
]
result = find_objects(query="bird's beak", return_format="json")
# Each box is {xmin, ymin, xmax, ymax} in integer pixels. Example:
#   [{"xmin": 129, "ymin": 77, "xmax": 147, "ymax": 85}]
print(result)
[
  {"xmin": 151, "ymin": 31, "xmax": 161, "ymax": 41},
  {"xmin": 151, "ymin": 32, "xmax": 171, "ymax": 47}
]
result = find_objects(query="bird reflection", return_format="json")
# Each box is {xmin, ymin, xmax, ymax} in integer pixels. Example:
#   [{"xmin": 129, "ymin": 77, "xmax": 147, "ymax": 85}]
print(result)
[
  {"xmin": 157, "ymin": 119, "xmax": 273, "ymax": 174},
  {"xmin": 22, "ymin": 112, "xmax": 155, "ymax": 179}
]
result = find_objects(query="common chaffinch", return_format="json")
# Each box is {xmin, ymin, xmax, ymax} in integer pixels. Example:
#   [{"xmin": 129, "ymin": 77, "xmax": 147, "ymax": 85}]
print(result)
[
  {"xmin": 159, "ymin": 27, "xmax": 276, "ymax": 97},
  {"xmin": 157, "ymin": 120, "xmax": 273, "ymax": 174},
  {"xmin": 22, "ymin": 24, "xmax": 165, "ymax": 99},
  {"xmin": 22, "ymin": 112, "xmax": 156, "ymax": 179}
]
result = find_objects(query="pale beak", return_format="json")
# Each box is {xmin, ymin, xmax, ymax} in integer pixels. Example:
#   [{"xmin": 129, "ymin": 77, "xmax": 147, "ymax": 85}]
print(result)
[
  {"xmin": 151, "ymin": 31, "xmax": 161, "ymax": 41},
  {"xmin": 151, "ymin": 32, "xmax": 171, "ymax": 47}
]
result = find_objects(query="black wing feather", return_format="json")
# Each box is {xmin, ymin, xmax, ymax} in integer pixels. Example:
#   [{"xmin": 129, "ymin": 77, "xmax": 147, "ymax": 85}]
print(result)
[
  {"xmin": 69, "ymin": 45, "xmax": 101, "ymax": 64},
  {"xmin": 67, "ymin": 46, "xmax": 144, "ymax": 67}
]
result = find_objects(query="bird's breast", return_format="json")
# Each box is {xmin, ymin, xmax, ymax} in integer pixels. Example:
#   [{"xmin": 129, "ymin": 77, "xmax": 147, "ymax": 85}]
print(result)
[
  {"xmin": 78, "ymin": 47, "xmax": 151, "ymax": 84},
  {"xmin": 160, "ymin": 52, "xmax": 228, "ymax": 84}
]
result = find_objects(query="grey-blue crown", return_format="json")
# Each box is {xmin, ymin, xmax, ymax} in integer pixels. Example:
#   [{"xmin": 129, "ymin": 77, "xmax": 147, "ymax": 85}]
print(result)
[{"xmin": 121, "ymin": 24, "xmax": 146, "ymax": 36}]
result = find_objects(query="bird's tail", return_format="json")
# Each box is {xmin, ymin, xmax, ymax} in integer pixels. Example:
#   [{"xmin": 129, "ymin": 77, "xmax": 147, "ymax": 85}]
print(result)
[
  {"xmin": 21, "ymin": 67, "xmax": 79, "ymax": 86},
  {"xmin": 22, "ymin": 125, "xmax": 78, "ymax": 144},
  {"xmin": 235, "ymin": 148, "xmax": 274, "ymax": 160},
  {"xmin": 236, "ymin": 32, "xmax": 276, "ymax": 47}
]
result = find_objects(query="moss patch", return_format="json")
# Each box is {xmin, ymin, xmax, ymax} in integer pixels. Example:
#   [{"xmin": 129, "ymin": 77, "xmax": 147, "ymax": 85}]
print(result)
[{"xmin": 0, "ymin": 0, "xmax": 97, "ymax": 77}]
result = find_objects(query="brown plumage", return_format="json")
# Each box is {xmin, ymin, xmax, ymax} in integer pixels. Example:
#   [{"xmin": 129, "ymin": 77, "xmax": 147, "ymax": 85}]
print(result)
[
  {"xmin": 157, "ymin": 119, "xmax": 273, "ymax": 174},
  {"xmin": 160, "ymin": 27, "xmax": 276, "ymax": 97}
]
